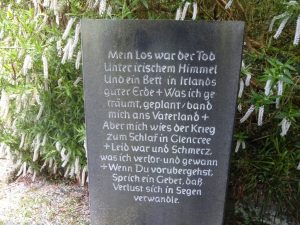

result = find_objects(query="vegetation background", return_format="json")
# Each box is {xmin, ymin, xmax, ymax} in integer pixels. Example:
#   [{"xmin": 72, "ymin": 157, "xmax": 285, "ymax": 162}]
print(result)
[{"xmin": 0, "ymin": 0, "xmax": 299, "ymax": 224}]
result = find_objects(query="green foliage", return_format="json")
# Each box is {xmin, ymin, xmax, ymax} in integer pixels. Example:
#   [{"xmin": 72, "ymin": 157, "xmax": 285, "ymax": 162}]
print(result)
[{"xmin": 0, "ymin": 0, "xmax": 299, "ymax": 224}]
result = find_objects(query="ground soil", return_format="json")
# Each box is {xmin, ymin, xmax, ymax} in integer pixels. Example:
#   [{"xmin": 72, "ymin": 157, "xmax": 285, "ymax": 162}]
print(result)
[{"xmin": 0, "ymin": 158, "xmax": 90, "ymax": 225}]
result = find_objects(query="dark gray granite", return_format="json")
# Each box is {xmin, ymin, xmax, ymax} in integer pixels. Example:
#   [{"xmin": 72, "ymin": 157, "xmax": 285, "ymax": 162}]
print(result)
[{"xmin": 81, "ymin": 19, "xmax": 244, "ymax": 225}]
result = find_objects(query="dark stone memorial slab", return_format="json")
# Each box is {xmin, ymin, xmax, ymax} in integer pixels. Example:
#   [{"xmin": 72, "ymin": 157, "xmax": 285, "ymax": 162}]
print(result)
[{"xmin": 81, "ymin": 19, "xmax": 244, "ymax": 225}]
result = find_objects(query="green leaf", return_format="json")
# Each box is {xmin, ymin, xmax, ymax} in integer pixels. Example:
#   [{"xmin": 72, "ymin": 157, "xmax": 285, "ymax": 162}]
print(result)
[
  {"xmin": 280, "ymin": 76, "xmax": 294, "ymax": 85},
  {"xmin": 140, "ymin": 0, "xmax": 149, "ymax": 8}
]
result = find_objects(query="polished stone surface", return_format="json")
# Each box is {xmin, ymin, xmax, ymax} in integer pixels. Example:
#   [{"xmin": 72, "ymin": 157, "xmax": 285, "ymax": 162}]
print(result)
[{"xmin": 82, "ymin": 19, "xmax": 244, "ymax": 225}]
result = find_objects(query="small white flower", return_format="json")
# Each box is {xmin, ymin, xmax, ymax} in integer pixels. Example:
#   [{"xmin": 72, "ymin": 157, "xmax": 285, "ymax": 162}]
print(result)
[
  {"xmin": 0, "ymin": 90, "xmax": 9, "ymax": 120},
  {"xmin": 264, "ymin": 79, "xmax": 272, "ymax": 96},
  {"xmin": 235, "ymin": 140, "xmax": 241, "ymax": 152},
  {"xmin": 60, "ymin": 147, "xmax": 67, "ymax": 160},
  {"xmin": 72, "ymin": 23, "xmax": 81, "ymax": 50},
  {"xmin": 287, "ymin": 1, "xmax": 298, "ymax": 6},
  {"xmin": 275, "ymin": 80, "xmax": 284, "ymax": 108},
  {"xmin": 277, "ymin": 80, "xmax": 283, "ymax": 96},
  {"xmin": 12, "ymin": 118, "xmax": 18, "ymax": 134},
  {"xmin": 75, "ymin": 51, "xmax": 81, "ymax": 70},
  {"xmin": 62, "ymin": 151, "xmax": 70, "ymax": 167},
  {"xmin": 241, "ymin": 141, "xmax": 246, "ymax": 149},
  {"xmin": 280, "ymin": 117, "xmax": 291, "ymax": 136},
  {"xmin": 17, "ymin": 49, "xmax": 24, "ymax": 59},
  {"xmin": 19, "ymin": 133, "xmax": 26, "ymax": 149},
  {"xmin": 86, "ymin": 0, "xmax": 94, "ymax": 8},
  {"xmin": 99, "ymin": 0, "xmax": 107, "ymax": 16},
  {"xmin": 53, "ymin": 162, "xmax": 57, "ymax": 174},
  {"xmin": 241, "ymin": 60, "xmax": 245, "ymax": 69},
  {"xmin": 237, "ymin": 103, "xmax": 242, "ymax": 112},
  {"xmin": 257, "ymin": 105, "xmax": 264, "ymax": 126},
  {"xmin": 107, "ymin": 5, "xmax": 112, "ymax": 17},
  {"xmin": 68, "ymin": 39, "xmax": 75, "ymax": 60},
  {"xmin": 192, "ymin": 2, "xmax": 197, "ymax": 20},
  {"xmin": 0, "ymin": 29, "xmax": 3, "ymax": 39},
  {"xmin": 293, "ymin": 15, "xmax": 300, "ymax": 45},
  {"xmin": 42, "ymin": 55, "xmax": 49, "ymax": 90},
  {"xmin": 42, "ymin": 14, "xmax": 48, "ymax": 28},
  {"xmin": 43, "ymin": 0, "xmax": 50, "ymax": 7},
  {"xmin": 225, "ymin": 0, "xmax": 233, "ymax": 9},
  {"xmin": 62, "ymin": 18, "xmax": 75, "ymax": 40},
  {"xmin": 49, "ymin": 158, "xmax": 53, "ymax": 168},
  {"xmin": 238, "ymin": 78, "xmax": 244, "ymax": 98},
  {"xmin": 240, "ymin": 105, "xmax": 255, "ymax": 123},
  {"xmin": 34, "ymin": 92, "xmax": 42, "ymax": 105},
  {"xmin": 181, "ymin": 2, "xmax": 190, "ymax": 20},
  {"xmin": 57, "ymin": 78, "xmax": 63, "ymax": 87},
  {"xmin": 62, "ymin": 38, "xmax": 73, "ymax": 64},
  {"xmin": 69, "ymin": 164, "xmax": 75, "ymax": 178},
  {"xmin": 41, "ymin": 159, "xmax": 48, "ymax": 171},
  {"xmin": 41, "ymin": 134, "xmax": 47, "ymax": 146},
  {"xmin": 64, "ymin": 165, "xmax": 70, "ymax": 177},
  {"xmin": 22, "ymin": 55, "xmax": 32, "ymax": 75},
  {"xmin": 73, "ymin": 77, "xmax": 82, "ymax": 87},
  {"xmin": 9, "ymin": 94, "xmax": 17, "ymax": 100},
  {"xmin": 21, "ymin": 93, "xmax": 27, "ymax": 108},
  {"xmin": 55, "ymin": 14, "xmax": 60, "ymax": 26},
  {"xmin": 42, "ymin": 55, "xmax": 48, "ymax": 79},
  {"xmin": 57, "ymin": 39, "xmax": 62, "ymax": 56},
  {"xmin": 276, "ymin": 97, "xmax": 280, "ymax": 109},
  {"xmin": 269, "ymin": 12, "xmax": 288, "ymax": 32},
  {"xmin": 50, "ymin": 0, "xmax": 55, "ymax": 10},
  {"xmin": 16, "ymin": 162, "xmax": 26, "ymax": 177},
  {"xmin": 35, "ymin": 104, "xmax": 44, "ymax": 121},
  {"xmin": 32, "ymin": 0, "xmax": 38, "ymax": 10},
  {"xmin": 84, "ymin": 139, "xmax": 87, "ymax": 157},
  {"xmin": 297, "ymin": 162, "xmax": 300, "ymax": 170},
  {"xmin": 175, "ymin": 7, "xmax": 182, "ymax": 20},
  {"xmin": 274, "ymin": 15, "xmax": 290, "ymax": 39},
  {"xmin": 22, "ymin": 162, "xmax": 28, "ymax": 176},
  {"xmin": 62, "ymin": 159, "xmax": 68, "ymax": 168},
  {"xmin": 33, "ymin": 146, "xmax": 39, "ymax": 162},
  {"xmin": 81, "ymin": 166, "xmax": 87, "ymax": 186},
  {"xmin": 28, "ymin": 166, "xmax": 33, "ymax": 174},
  {"xmin": 32, "ymin": 171, "xmax": 37, "ymax": 181},
  {"xmin": 55, "ymin": 141, "xmax": 62, "ymax": 152},
  {"xmin": 245, "ymin": 73, "xmax": 252, "ymax": 86},
  {"xmin": 93, "ymin": 0, "xmax": 99, "ymax": 8},
  {"xmin": 18, "ymin": 24, "xmax": 23, "ymax": 36},
  {"xmin": 75, "ymin": 156, "xmax": 80, "ymax": 175},
  {"xmin": 34, "ymin": 133, "xmax": 41, "ymax": 145}
]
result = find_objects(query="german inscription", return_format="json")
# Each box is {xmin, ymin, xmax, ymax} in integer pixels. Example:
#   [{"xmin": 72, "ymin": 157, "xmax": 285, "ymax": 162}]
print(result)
[{"xmin": 82, "ymin": 20, "xmax": 244, "ymax": 225}]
